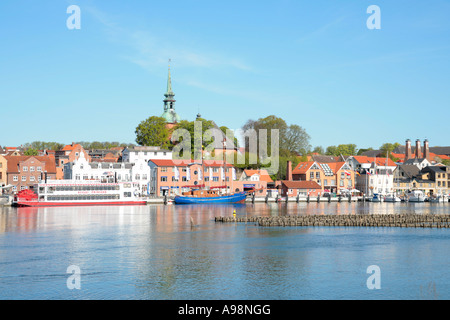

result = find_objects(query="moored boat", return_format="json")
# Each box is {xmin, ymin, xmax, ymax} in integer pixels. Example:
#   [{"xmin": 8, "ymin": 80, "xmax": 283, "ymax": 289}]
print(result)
[
  {"xmin": 371, "ymin": 193, "xmax": 383, "ymax": 203},
  {"xmin": 13, "ymin": 180, "xmax": 147, "ymax": 207},
  {"xmin": 384, "ymin": 194, "xmax": 401, "ymax": 202},
  {"xmin": 174, "ymin": 189, "xmax": 247, "ymax": 204},
  {"xmin": 408, "ymin": 190, "xmax": 426, "ymax": 203}
]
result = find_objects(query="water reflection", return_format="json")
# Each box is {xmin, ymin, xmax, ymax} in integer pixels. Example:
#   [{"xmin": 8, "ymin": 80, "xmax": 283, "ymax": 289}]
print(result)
[{"xmin": 0, "ymin": 202, "xmax": 449, "ymax": 299}]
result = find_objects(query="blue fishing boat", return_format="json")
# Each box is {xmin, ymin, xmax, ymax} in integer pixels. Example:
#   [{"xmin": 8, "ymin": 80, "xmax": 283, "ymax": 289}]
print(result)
[{"xmin": 174, "ymin": 191, "xmax": 248, "ymax": 204}]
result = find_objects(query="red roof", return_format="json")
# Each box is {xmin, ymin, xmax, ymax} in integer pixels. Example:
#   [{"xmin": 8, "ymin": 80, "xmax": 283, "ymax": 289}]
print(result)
[
  {"xmin": 62, "ymin": 143, "xmax": 82, "ymax": 151},
  {"xmin": 292, "ymin": 161, "xmax": 316, "ymax": 174},
  {"xmin": 243, "ymin": 169, "xmax": 273, "ymax": 182},
  {"xmin": 4, "ymin": 156, "xmax": 57, "ymax": 174},
  {"xmin": 281, "ymin": 180, "xmax": 321, "ymax": 189},
  {"xmin": 352, "ymin": 156, "xmax": 396, "ymax": 167}
]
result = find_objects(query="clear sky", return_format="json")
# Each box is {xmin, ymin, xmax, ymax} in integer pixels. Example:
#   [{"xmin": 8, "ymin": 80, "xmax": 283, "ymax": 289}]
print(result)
[{"xmin": 1, "ymin": 0, "xmax": 449, "ymax": 151}]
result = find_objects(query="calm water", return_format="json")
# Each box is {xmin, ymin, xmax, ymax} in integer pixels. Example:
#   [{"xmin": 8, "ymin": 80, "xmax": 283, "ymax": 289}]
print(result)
[{"xmin": 1, "ymin": 202, "xmax": 450, "ymax": 300}]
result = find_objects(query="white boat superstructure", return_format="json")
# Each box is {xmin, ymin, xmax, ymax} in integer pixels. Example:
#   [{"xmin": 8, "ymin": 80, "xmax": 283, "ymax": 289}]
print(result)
[
  {"xmin": 384, "ymin": 194, "xmax": 401, "ymax": 202},
  {"xmin": 408, "ymin": 190, "xmax": 426, "ymax": 203}
]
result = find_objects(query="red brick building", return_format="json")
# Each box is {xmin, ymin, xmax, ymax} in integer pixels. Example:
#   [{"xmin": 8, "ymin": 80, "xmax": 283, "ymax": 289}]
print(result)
[
  {"xmin": 148, "ymin": 159, "xmax": 265, "ymax": 197},
  {"xmin": 5, "ymin": 156, "xmax": 57, "ymax": 192}
]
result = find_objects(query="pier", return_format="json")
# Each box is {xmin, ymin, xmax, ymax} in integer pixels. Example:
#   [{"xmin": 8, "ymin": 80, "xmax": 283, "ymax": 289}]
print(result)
[{"xmin": 215, "ymin": 214, "xmax": 450, "ymax": 228}]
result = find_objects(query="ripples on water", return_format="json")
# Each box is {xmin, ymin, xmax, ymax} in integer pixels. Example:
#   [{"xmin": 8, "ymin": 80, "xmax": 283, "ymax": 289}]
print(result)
[{"xmin": 0, "ymin": 202, "xmax": 449, "ymax": 300}]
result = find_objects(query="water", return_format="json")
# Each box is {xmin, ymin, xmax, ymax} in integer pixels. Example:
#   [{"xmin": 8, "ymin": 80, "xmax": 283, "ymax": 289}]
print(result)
[{"xmin": 1, "ymin": 202, "xmax": 449, "ymax": 300}]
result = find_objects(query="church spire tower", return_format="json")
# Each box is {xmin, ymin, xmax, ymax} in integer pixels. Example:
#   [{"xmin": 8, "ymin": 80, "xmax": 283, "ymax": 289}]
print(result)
[{"xmin": 161, "ymin": 59, "xmax": 180, "ymax": 124}]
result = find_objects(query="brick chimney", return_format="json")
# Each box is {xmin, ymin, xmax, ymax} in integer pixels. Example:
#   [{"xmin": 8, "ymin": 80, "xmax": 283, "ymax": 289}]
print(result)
[
  {"xmin": 286, "ymin": 161, "xmax": 293, "ymax": 181},
  {"xmin": 415, "ymin": 139, "xmax": 422, "ymax": 159},
  {"xmin": 423, "ymin": 139, "xmax": 430, "ymax": 161},
  {"xmin": 405, "ymin": 139, "xmax": 412, "ymax": 160}
]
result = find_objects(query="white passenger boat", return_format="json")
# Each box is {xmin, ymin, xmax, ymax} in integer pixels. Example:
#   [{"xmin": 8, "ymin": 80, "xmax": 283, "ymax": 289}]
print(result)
[{"xmin": 13, "ymin": 180, "xmax": 147, "ymax": 207}]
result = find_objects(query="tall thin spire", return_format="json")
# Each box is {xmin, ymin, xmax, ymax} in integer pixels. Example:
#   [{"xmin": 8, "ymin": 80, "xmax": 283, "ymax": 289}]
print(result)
[{"xmin": 166, "ymin": 59, "xmax": 174, "ymax": 96}]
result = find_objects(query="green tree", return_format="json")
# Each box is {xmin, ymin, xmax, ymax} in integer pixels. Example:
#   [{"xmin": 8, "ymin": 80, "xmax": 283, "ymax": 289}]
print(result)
[
  {"xmin": 380, "ymin": 142, "xmax": 400, "ymax": 158},
  {"xmin": 24, "ymin": 148, "xmax": 39, "ymax": 156},
  {"xmin": 312, "ymin": 146, "xmax": 324, "ymax": 154},
  {"xmin": 135, "ymin": 116, "xmax": 171, "ymax": 148},
  {"xmin": 357, "ymin": 147, "xmax": 374, "ymax": 155},
  {"xmin": 242, "ymin": 115, "xmax": 310, "ymax": 157},
  {"xmin": 326, "ymin": 144, "xmax": 358, "ymax": 156}
]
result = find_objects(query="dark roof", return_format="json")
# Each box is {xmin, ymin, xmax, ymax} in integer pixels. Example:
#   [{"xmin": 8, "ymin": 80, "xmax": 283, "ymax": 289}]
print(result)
[
  {"xmin": 398, "ymin": 164, "xmax": 420, "ymax": 178},
  {"xmin": 393, "ymin": 145, "xmax": 450, "ymax": 156},
  {"xmin": 403, "ymin": 158, "xmax": 428, "ymax": 165},
  {"xmin": 422, "ymin": 166, "xmax": 447, "ymax": 173},
  {"xmin": 311, "ymin": 155, "xmax": 340, "ymax": 163},
  {"xmin": 360, "ymin": 150, "xmax": 382, "ymax": 157}
]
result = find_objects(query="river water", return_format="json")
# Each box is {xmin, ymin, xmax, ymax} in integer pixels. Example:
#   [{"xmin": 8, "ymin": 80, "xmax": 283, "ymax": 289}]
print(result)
[{"xmin": 1, "ymin": 202, "xmax": 449, "ymax": 300}]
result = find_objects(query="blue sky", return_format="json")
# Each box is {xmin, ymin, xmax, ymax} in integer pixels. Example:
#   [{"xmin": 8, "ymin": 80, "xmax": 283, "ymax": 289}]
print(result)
[{"xmin": 1, "ymin": 0, "xmax": 449, "ymax": 151}]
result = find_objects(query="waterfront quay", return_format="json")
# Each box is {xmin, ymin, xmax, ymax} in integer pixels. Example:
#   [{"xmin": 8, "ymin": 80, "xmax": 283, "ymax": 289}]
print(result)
[{"xmin": 215, "ymin": 213, "xmax": 450, "ymax": 228}]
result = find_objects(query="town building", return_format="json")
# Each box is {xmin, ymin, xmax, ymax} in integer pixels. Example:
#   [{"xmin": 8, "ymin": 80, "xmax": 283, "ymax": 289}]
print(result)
[
  {"xmin": 122, "ymin": 146, "xmax": 172, "ymax": 163},
  {"xmin": 0, "ymin": 155, "xmax": 7, "ymax": 191},
  {"xmin": 55, "ymin": 143, "xmax": 91, "ymax": 179},
  {"xmin": 63, "ymin": 152, "xmax": 152, "ymax": 194},
  {"xmin": 280, "ymin": 180, "xmax": 321, "ymax": 198},
  {"xmin": 147, "ymin": 159, "xmax": 254, "ymax": 197},
  {"xmin": 393, "ymin": 164, "xmax": 449, "ymax": 197},
  {"xmin": 291, "ymin": 160, "xmax": 355, "ymax": 195},
  {"xmin": 4, "ymin": 156, "xmax": 57, "ymax": 192}
]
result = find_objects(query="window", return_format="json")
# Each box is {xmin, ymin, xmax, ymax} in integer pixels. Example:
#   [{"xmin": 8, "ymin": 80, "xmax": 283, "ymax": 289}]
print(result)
[
  {"xmin": 142, "ymin": 174, "xmax": 148, "ymax": 180},
  {"xmin": 37, "ymin": 166, "xmax": 42, "ymax": 172},
  {"xmin": 135, "ymin": 174, "xmax": 140, "ymax": 180},
  {"xmin": 13, "ymin": 176, "xmax": 18, "ymax": 182},
  {"xmin": 340, "ymin": 180, "xmax": 344, "ymax": 187},
  {"xmin": 213, "ymin": 177, "xmax": 219, "ymax": 182},
  {"xmin": 316, "ymin": 172, "xmax": 320, "ymax": 179},
  {"xmin": 161, "ymin": 176, "xmax": 167, "ymax": 182},
  {"xmin": 161, "ymin": 167, "xmax": 168, "ymax": 172},
  {"xmin": 182, "ymin": 177, "xmax": 187, "ymax": 182},
  {"xmin": 310, "ymin": 172, "xmax": 314, "ymax": 179},
  {"xmin": 30, "ymin": 176, "xmax": 35, "ymax": 182},
  {"xmin": 22, "ymin": 176, "xmax": 27, "ymax": 182},
  {"xmin": 23, "ymin": 166, "xmax": 28, "ymax": 172},
  {"xmin": 30, "ymin": 167, "xmax": 35, "ymax": 172}
]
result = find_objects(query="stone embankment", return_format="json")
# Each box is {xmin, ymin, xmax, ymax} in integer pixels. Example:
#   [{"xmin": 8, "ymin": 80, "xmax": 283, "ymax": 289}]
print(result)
[{"xmin": 215, "ymin": 214, "xmax": 450, "ymax": 228}]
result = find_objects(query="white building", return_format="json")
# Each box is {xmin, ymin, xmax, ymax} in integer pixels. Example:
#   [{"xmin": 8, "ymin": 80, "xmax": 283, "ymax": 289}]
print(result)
[
  {"xmin": 348, "ymin": 156, "xmax": 397, "ymax": 196},
  {"xmin": 64, "ymin": 152, "xmax": 152, "ymax": 195},
  {"xmin": 122, "ymin": 146, "xmax": 172, "ymax": 163}
]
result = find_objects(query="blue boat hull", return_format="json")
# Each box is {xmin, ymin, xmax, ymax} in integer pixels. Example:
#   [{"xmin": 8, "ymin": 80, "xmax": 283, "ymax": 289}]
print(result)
[{"xmin": 174, "ymin": 192, "xmax": 247, "ymax": 204}]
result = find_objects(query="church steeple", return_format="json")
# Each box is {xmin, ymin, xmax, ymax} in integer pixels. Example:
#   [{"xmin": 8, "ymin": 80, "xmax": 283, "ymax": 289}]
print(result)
[{"xmin": 161, "ymin": 60, "xmax": 180, "ymax": 124}]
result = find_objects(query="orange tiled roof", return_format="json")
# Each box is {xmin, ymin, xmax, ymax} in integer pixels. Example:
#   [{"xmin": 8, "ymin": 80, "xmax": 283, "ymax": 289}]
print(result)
[
  {"xmin": 62, "ymin": 143, "xmax": 82, "ymax": 151},
  {"xmin": 243, "ymin": 169, "xmax": 273, "ymax": 182},
  {"xmin": 352, "ymin": 156, "xmax": 396, "ymax": 167},
  {"xmin": 292, "ymin": 161, "xmax": 315, "ymax": 174},
  {"xmin": 4, "ymin": 156, "xmax": 57, "ymax": 174}
]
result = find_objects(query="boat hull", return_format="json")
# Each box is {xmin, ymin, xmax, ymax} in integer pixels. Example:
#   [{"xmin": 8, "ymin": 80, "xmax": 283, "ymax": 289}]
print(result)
[
  {"xmin": 14, "ymin": 201, "xmax": 147, "ymax": 207},
  {"xmin": 174, "ymin": 192, "xmax": 247, "ymax": 204}
]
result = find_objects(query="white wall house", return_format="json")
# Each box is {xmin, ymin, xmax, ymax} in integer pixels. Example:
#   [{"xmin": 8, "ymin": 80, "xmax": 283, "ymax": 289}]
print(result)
[
  {"xmin": 64, "ymin": 152, "xmax": 152, "ymax": 195},
  {"xmin": 122, "ymin": 146, "xmax": 172, "ymax": 163},
  {"xmin": 64, "ymin": 152, "xmax": 133, "ymax": 182}
]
